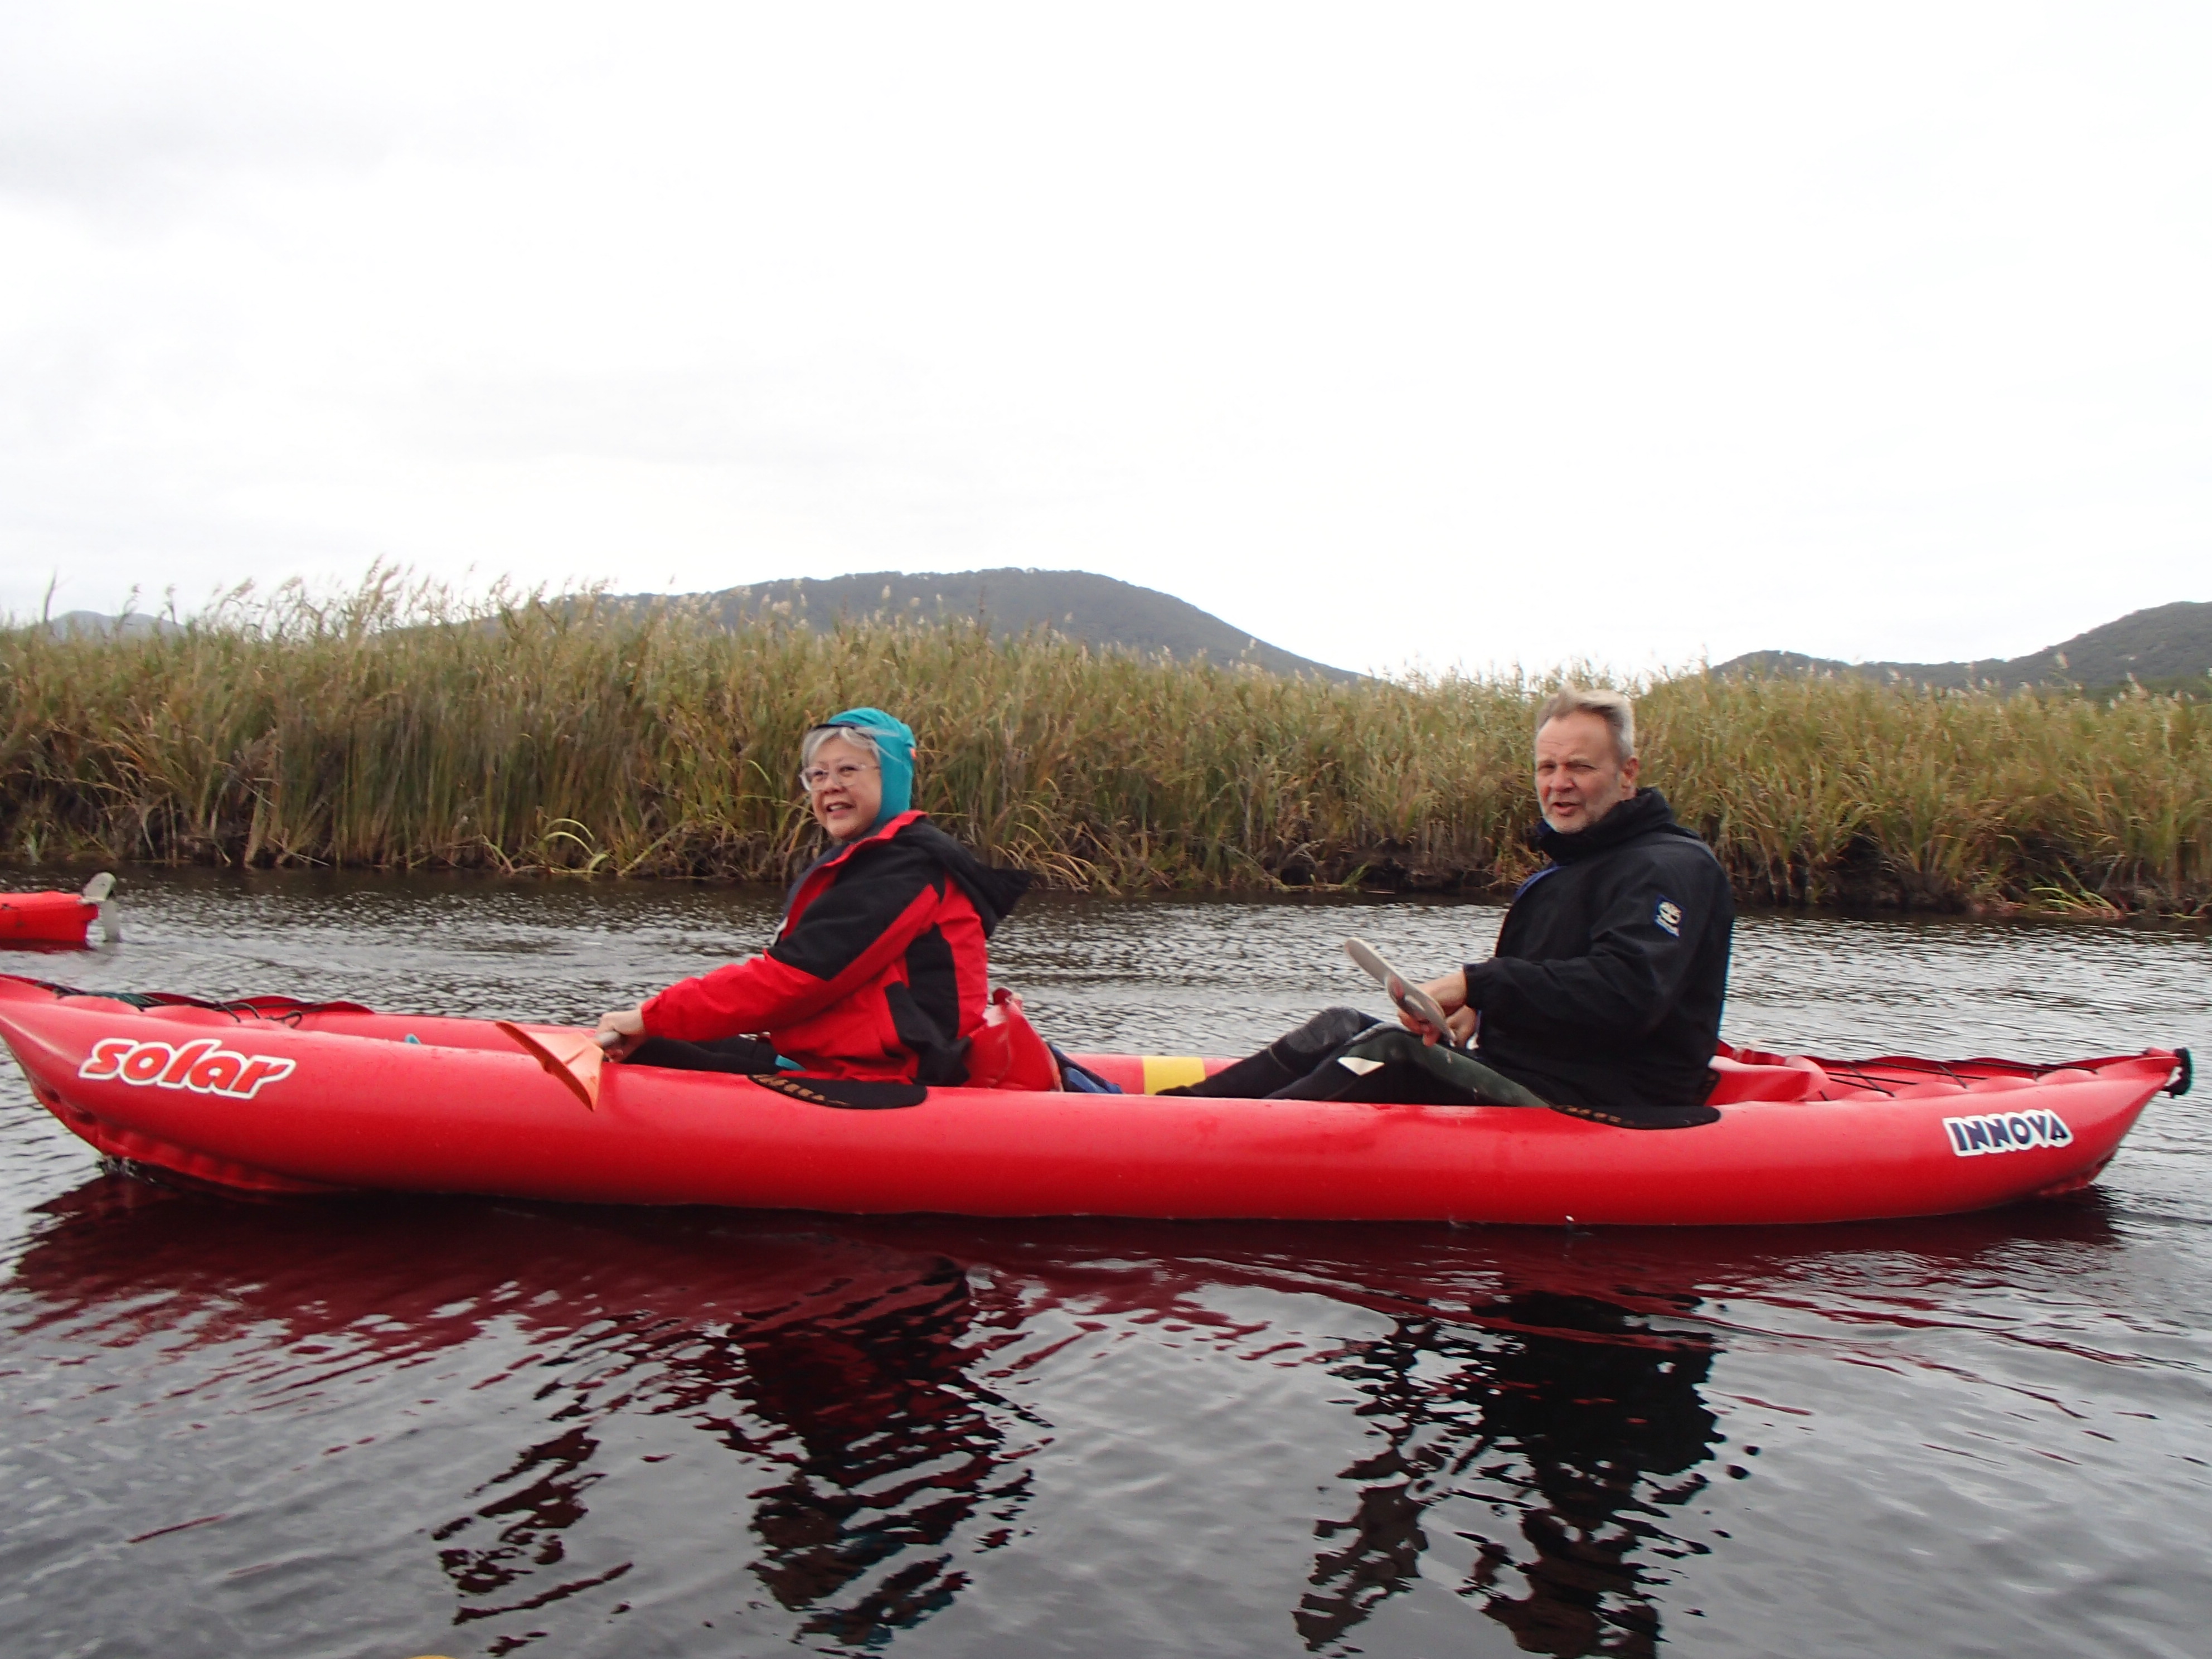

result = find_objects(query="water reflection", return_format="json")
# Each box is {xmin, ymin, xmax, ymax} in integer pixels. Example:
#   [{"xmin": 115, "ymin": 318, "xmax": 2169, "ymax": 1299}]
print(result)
[
  {"xmin": 6, "ymin": 1180, "xmax": 1036, "ymax": 1646},
  {"xmin": 1298, "ymin": 1293, "xmax": 1718, "ymax": 1657},
  {"xmin": 436, "ymin": 1425, "xmax": 632, "ymax": 1631},
  {"xmin": 678, "ymin": 1267, "xmax": 1028, "ymax": 1641},
  {"xmin": 0, "ymin": 1160, "xmax": 2149, "ymax": 1656},
  {"xmin": 428, "ymin": 1259, "xmax": 1030, "ymax": 1642}
]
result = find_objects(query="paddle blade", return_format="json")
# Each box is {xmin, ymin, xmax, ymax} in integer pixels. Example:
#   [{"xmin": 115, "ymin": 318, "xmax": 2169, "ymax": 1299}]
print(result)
[
  {"xmin": 80, "ymin": 871, "xmax": 121, "ymax": 943},
  {"xmin": 496, "ymin": 1021, "xmax": 602, "ymax": 1109},
  {"xmin": 1343, "ymin": 937, "xmax": 1458, "ymax": 1047}
]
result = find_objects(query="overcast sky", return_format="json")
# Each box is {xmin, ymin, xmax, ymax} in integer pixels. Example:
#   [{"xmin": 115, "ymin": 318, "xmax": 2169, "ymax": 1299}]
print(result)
[{"xmin": 4, "ymin": 3, "xmax": 2207, "ymax": 676}]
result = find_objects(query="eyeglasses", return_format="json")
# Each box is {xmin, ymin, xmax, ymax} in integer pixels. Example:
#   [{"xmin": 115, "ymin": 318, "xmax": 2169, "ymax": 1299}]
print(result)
[{"xmin": 799, "ymin": 761, "xmax": 878, "ymax": 792}]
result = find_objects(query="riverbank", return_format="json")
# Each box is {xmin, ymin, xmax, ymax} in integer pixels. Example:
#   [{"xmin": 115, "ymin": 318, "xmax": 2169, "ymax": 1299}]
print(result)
[{"xmin": 5, "ymin": 578, "xmax": 2208, "ymax": 914}]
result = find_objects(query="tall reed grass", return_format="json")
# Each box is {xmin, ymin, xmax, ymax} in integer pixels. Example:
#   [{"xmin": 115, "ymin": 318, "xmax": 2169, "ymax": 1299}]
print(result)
[{"xmin": 4, "ymin": 573, "xmax": 2208, "ymax": 915}]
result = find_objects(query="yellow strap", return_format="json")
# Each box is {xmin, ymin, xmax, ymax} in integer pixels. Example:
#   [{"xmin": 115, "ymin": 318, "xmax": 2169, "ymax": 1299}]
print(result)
[{"xmin": 1141, "ymin": 1055, "xmax": 1208, "ymax": 1095}]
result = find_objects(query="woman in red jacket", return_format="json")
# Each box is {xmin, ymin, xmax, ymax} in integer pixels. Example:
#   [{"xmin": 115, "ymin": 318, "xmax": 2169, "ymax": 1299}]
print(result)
[{"xmin": 595, "ymin": 709, "xmax": 1030, "ymax": 1085}]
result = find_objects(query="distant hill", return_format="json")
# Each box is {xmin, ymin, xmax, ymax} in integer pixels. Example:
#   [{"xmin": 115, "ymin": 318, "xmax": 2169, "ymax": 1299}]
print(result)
[
  {"xmin": 624, "ymin": 568, "xmax": 1361, "ymax": 682},
  {"xmin": 25, "ymin": 573, "xmax": 1361, "ymax": 681},
  {"xmin": 1713, "ymin": 600, "xmax": 2212, "ymax": 693},
  {"xmin": 35, "ymin": 610, "xmax": 183, "ymax": 639}
]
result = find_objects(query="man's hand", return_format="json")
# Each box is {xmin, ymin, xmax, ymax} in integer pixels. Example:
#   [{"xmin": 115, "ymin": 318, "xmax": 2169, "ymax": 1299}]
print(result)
[
  {"xmin": 595, "ymin": 1006, "xmax": 647, "ymax": 1060},
  {"xmin": 1401, "ymin": 970, "xmax": 1475, "ymax": 1046}
]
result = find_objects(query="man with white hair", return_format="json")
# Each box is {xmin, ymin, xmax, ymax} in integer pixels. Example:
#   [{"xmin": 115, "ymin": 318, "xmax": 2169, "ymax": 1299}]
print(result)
[{"xmin": 1409, "ymin": 685, "xmax": 1735, "ymax": 1121}]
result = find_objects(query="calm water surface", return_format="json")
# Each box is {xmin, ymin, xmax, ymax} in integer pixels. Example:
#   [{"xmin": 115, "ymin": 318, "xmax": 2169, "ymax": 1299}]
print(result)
[{"xmin": 2, "ymin": 871, "xmax": 2208, "ymax": 1658}]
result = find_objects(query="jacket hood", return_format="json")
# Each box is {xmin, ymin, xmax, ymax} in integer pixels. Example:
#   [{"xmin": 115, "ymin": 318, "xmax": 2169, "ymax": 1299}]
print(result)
[
  {"xmin": 814, "ymin": 707, "xmax": 915, "ymax": 833},
  {"xmin": 789, "ymin": 811, "xmax": 1031, "ymax": 935},
  {"xmin": 1532, "ymin": 788, "xmax": 1700, "ymax": 865},
  {"xmin": 898, "ymin": 819, "xmax": 1032, "ymax": 932}
]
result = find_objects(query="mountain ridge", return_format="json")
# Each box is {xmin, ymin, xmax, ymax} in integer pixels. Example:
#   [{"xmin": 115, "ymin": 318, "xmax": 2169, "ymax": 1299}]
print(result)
[
  {"xmin": 25, "ymin": 572, "xmax": 1361, "ymax": 681},
  {"xmin": 1712, "ymin": 600, "xmax": 2212, "ymax": 692},
  {"xmin": 612, "ymin": 568, "xmax": 1361, "ymax": 682}
]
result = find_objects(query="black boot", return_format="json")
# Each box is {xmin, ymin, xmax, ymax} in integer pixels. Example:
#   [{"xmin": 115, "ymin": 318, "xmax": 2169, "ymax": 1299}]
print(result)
[{"xmin": 1163, "ymin": 1006, "xmax": 1382, "ymax": 1098}]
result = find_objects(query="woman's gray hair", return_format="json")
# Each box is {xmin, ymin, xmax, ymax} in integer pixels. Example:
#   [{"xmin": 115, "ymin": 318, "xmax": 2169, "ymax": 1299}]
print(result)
[
  {"xmin": 1534, "ymin": 686, "xmax": 1636, "ymax": 764},
  {"xmin": 800, "ymin": 722, "xmax": 881, "ymax": 768}
]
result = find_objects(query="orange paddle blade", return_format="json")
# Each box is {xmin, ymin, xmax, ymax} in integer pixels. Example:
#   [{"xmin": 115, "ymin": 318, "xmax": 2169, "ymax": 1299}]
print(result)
[{"xmin": 495, "ymin": 1021, "xmax": 603, "ymax": 1110}]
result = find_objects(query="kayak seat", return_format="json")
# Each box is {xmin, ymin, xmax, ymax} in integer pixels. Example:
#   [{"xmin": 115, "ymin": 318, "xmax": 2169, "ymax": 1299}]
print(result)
[{"xmin": 1707, "ymin": 1053, "xmax": 1830, "ymax": 1104}]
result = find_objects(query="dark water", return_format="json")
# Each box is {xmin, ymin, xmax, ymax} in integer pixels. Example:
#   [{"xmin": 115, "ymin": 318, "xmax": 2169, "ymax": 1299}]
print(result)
[{"xmin": 1, "ymin": 871, "xmax": 2208, "ymax": 1659}]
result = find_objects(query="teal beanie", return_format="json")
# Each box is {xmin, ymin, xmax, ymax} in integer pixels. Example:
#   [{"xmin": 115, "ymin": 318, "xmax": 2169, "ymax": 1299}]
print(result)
[{"xmin": 818, "ymin": 707, "xmax": 915, "ymax": 833}]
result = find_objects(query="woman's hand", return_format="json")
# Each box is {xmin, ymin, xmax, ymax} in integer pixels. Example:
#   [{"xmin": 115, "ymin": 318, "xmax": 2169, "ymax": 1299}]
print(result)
[{"xmin": 595, "ymin": 1006, "xmax": 647, "ymax": 1060}]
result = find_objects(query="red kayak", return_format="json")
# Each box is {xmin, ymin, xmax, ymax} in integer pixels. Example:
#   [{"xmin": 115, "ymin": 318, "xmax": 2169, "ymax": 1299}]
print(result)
[
  {"xmin": 0, "ymin": 974, "xmax": 2186, "ymax": 1226},
  {"xmin": 0, "ymin": 875, "xmax": 116, "ymax": 948}
]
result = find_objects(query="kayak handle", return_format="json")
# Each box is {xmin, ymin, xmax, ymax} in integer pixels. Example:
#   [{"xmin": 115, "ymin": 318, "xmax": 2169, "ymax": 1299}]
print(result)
[{"xmin": 2170, "ymin": 1048, "xmax": 2192, "ymax": 1098}]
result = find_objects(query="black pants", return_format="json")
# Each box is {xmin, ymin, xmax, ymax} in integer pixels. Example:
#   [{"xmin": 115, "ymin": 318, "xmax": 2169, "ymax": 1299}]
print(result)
[
  {"xmin": 624, "ymin": 1034, "xmax": 782, "ymax": 1075},
  {"xmin": 1166, "ymin": 1007, "xmax": 1550, "ymax": 1106}
]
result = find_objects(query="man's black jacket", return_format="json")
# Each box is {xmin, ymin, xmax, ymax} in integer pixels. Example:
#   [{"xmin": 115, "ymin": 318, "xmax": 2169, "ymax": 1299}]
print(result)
[{"xmin": 1464, "ymin": 789, "xmax": 1734, "ymax": 1114}]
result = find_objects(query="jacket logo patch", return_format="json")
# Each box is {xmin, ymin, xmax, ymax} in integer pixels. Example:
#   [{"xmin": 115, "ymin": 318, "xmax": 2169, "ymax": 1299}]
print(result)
[
  {"xmin": 1654, "ymin": 899, "xmax": 1682, "ymax": 937},
  {"xmin": 1943, "ymin": 1109, "xmax": 2073, "ymax": 1157},
  {"xmin": 77, "ymin": 1037, "xmax": 298, "ymax": 1100}
]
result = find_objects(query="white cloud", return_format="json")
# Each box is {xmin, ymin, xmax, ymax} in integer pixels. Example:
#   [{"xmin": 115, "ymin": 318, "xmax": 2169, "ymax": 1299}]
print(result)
[{"xmin": 3, "ymin": 2, "xmax": 2208, "ymax": 672}]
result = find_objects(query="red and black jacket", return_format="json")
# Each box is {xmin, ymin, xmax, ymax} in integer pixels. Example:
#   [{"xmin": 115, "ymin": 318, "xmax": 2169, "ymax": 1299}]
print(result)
[{"xmin": 640, "ymin": 812, "xmax": 1031, "ymax": 1084}]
